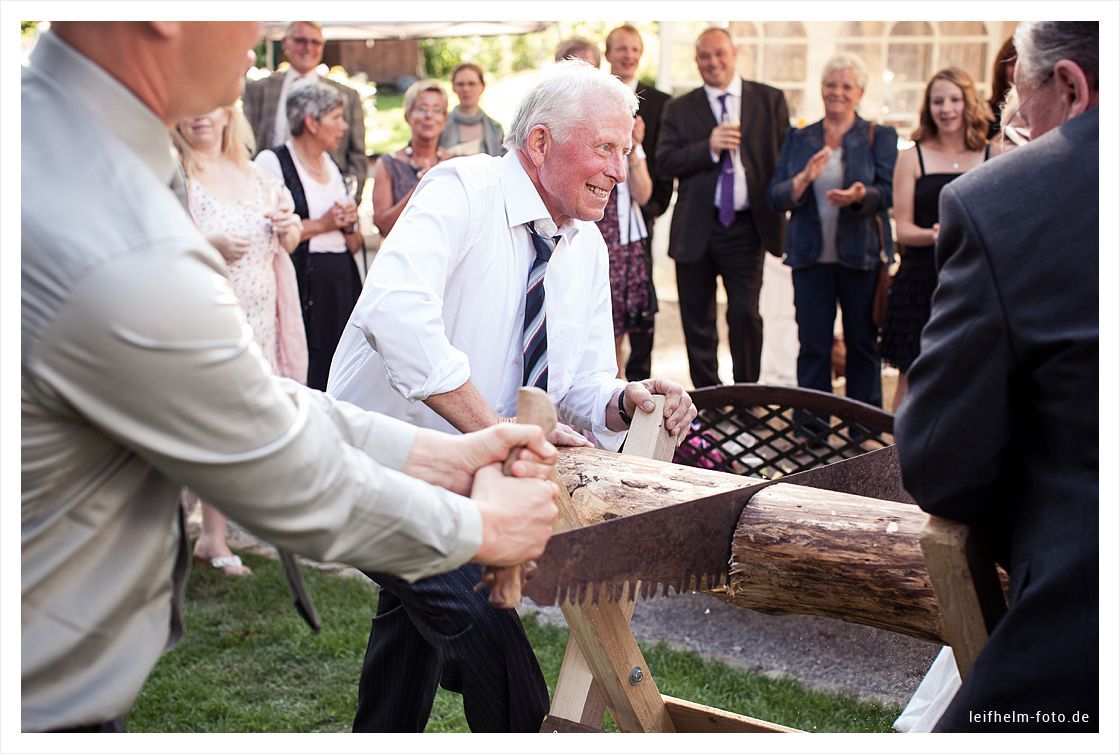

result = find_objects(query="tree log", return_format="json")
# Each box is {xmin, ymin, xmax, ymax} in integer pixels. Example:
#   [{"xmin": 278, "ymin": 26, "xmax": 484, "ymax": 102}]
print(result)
[
  {"xmin": 557, "ymin": 449, "xmax": 947, "ymax": 644},
  {"xmin": 708, "ymin": 483, "xmax": 947, "ymax": 644},
  {"xmin": 557, "ymin": 446, "xmax": 761, "ymax": 525}
]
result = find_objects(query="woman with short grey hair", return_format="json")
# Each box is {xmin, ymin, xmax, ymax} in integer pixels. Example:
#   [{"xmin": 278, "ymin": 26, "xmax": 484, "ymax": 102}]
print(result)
[
  {"xmin": 286, "ymin": 81, "xmax": 344, "ymax": 137},
  {"xmin": 767, "ymin": 52, "xmax": 897, "ymax": 417},
  {"xmin": 505, "ymin": 59, "xmax": 637, "ymax": 150},
  {"xmin": 255, "ymin": 79, "xmax": 363, "ymax": 389}
]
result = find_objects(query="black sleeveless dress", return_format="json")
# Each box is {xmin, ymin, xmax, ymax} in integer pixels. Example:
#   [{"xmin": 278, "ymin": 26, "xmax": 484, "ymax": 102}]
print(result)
[{"xmin": 880, "ymin": 143, "xmax": 989, "ymax": 371}]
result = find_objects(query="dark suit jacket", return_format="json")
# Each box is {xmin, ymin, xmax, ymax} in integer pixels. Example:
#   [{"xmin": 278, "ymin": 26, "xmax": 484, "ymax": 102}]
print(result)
[
  {"xmin": 655, "ymin": 79, "xmax": 789, "ymax": 261},
  {"xmin": 635, "ymin": 82, "xmax": 673, "ymax": 226},
  {"xmin": 243, "ymin": 72, "xmax": 368, "ymax": 199},
  {"xmin": 896, "ymin": 109, "xmax": 1099, "ymax": 731}
]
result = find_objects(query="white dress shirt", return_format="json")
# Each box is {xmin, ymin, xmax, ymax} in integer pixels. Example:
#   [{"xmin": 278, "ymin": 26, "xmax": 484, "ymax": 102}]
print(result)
[
  {"xmin": 704, "ymin": 77, "xmax": 749, "ymax": 210},
  {"xmin": 21, "ymin": 31, "xmax": 481, "ymax": 732},
  {"xmin": 328, "ymin": 152, "xmax": 627, "ymax": 449}
]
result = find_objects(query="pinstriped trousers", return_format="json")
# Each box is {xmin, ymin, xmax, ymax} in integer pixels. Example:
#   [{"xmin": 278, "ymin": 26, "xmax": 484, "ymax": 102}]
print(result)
[{"xmin": 352, "ymin": 563, "xmax": 550, "ymax": 732}]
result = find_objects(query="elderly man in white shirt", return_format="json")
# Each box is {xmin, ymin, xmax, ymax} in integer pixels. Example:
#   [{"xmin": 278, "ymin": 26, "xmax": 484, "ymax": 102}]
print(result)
[
  {"xmin": 329, "ymin": 60, "xmax": 697, "ymax": 733},
  {"xmin": 21, "ymin": 22, "xmax": 560, "ymax": 733}
]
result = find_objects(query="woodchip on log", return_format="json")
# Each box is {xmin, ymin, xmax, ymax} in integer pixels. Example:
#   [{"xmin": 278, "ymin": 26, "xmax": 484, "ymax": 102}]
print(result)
[{"xmin": 557, "ymin": 446, "xmax": 762, "ymax": 525}]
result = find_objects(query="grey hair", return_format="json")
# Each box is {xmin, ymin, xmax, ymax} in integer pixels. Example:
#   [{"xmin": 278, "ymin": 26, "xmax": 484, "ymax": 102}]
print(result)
[
  {"xmin": 1013, "ymin": 21, "xmax": 1098, "ymax": 89},
  {"xmin": 554, "ymin": 37, "xmax": 601, "ymax": 67},
  {"xmin": 285, "ymin": 21, "xmax": 322, "ymax": 37},
  {"xmin": 286, "ymin": 82, "xmax": 343, "ymax": 137},
  {"xmin": 504, "ymin": 59, "xmax": 638, "ymax": 150},
  {"xmin": 402, "ymin": 79, "xmax": 449, "ymax": 117},
  {"xmin": 820, "ymin": 52, "xmax": 869, "ymax": 90}
]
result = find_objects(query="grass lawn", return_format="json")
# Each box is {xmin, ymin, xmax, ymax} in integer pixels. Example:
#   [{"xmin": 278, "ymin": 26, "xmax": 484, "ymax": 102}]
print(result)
[
  {"xmin": 126, "ymin": 551, "xmax": 900, "ymax": 733},
  {"xmin": 367, "ymin": 90, "xmax": 409, "ymax": 156}
]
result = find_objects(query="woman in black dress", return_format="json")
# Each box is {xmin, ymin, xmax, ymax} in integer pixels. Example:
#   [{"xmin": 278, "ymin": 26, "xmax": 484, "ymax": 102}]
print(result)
[{"xmin": 881, "ymin": 68, "xmax": 992, "ymax": 411}]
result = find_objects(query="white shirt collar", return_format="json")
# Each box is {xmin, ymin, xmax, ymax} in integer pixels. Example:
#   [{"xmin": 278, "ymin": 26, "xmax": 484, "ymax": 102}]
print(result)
[
  {"xmin": 621, "ymin": 76, "xmax": 639, "ymax": 91},
  {"xmin": 498, "ymin": 152, "xmax": 581, "ymax": 241},
  {"xmin": 703, "ymin": 76, "xmax": 743, "ymax": 103},
  {"xmin": 31, "ymin": 31, "xmax": 177, "ymax": 186},
  {"xmin": 286, "ymin": 67, "xmax": 319, "ymax": 84}
]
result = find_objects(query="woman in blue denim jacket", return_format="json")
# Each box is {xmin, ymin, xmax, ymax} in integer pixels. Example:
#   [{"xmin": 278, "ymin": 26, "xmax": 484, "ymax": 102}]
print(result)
[{"xmin": 768, "ymin": 53, "xmax": 897, "ymax": 410}]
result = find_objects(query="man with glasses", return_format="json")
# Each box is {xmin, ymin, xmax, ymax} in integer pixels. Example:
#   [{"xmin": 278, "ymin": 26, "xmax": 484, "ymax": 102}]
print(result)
[
  {"xmin": 896, "ymin": 21, "xmax": 1098, "ymax": 731},
  {"xmin": 243, "ymin": 21, "xmax": 367, "ymax": 202}
]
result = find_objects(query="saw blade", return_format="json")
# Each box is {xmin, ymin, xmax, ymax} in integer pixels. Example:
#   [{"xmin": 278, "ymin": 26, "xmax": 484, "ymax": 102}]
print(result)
[{"xmin": 522, "ymin": 445, "xmax": 909, "ymax": 607}]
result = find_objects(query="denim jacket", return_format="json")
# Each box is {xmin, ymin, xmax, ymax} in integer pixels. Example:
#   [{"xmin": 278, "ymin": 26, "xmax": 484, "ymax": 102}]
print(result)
[{"xmin": 767, "ymin": 116, "xmax": 897, "ymax": 271}]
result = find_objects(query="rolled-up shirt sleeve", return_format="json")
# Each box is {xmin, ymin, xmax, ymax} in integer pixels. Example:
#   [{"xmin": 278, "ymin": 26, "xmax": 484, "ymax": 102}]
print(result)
[
  {"xmin": 347, "ymin": 172, "xmax": 474, "ymax": 401},
  {"xmin": 30, "ymin": 243, "xmax": 482, "ymax": 581}
]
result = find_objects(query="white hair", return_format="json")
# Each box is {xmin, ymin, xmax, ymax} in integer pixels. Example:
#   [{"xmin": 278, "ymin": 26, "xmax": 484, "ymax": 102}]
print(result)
[
  {"xmin": 820, "ymin": 52, "xmax": 869, "ymax": 90},
  {"xmin": 1013, "ymin": 21, "xmax": 1098, "ymax": 90},
  {"xmin": 504, "ymin": 59, "xmax": 638, "ymax": 150}
]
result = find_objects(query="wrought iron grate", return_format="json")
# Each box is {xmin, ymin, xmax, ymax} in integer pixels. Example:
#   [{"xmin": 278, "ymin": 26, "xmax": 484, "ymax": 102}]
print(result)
[{"xmin": 674, "ymin": 384, "xmax": 895, "ymax": 479}]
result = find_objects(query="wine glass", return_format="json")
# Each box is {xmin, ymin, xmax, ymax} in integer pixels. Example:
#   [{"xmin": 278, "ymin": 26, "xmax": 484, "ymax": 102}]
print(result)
[{"xmin": 340, "ymin": 173, "xmax": 359, "ymax": 234}]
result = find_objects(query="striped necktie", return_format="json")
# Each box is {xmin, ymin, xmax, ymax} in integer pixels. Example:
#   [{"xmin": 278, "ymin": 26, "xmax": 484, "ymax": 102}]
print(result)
[{"xmin": 522, "ymin": 223, "xmax": 557, "ymax": 391}]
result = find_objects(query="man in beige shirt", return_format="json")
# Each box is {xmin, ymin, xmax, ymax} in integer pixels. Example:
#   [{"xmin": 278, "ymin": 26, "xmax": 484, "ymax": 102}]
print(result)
[{"xmin": 21, "ymin": 21, "xmax": 557, "ymax": 733}]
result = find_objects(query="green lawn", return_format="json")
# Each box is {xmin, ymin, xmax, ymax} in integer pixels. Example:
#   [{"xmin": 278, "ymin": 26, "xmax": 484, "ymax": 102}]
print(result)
[
  {"xmin": 367, "ymin": 90, "xmax": 409, "ymax": 157},
  {"xmin": 126, "ymin": 550, "xmax": 900, "ymax": 733}
]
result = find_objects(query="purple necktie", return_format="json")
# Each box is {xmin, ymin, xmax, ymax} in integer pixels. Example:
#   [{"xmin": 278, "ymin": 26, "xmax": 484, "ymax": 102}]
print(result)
[{"xmin": 717, "ymin": 92, "xmax": 735, "ymax": 228}]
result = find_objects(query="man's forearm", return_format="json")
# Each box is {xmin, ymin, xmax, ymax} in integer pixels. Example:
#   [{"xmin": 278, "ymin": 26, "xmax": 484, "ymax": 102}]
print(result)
[{"xmin": 424, "ymin": 380, "xmax": 500, "ymax": 433}]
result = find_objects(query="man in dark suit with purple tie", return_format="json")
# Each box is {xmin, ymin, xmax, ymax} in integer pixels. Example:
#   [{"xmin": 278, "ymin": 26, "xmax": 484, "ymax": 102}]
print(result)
[{"xmin": 656, "ymin": 27, "xmax": 788, "ymax": 388}]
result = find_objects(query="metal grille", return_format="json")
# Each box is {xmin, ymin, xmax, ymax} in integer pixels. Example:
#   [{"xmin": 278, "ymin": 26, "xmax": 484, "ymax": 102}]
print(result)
[{"xmin": 674, "ymin": 385, "xmax": 895, "ymax": 479}]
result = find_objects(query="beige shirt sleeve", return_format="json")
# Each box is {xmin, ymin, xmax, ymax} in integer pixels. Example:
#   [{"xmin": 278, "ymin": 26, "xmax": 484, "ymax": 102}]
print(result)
[{"xmin": 31, "ymin": 243, "xmax": 482, "ymax": 581}]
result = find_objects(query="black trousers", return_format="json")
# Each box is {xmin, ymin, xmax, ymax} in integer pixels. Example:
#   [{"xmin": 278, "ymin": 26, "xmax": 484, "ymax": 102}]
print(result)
[
  {"xmin": 290, "ymin": 249, "xmax": 362, "ymax": 390},
  {"xmin": 674, "ymin": 210, "xmax": 765, "ymax": 388},
  {"xmin": 352, "ymin": 563, "xmax": 549, "ymax": 733},
  {"xmin": 625, "ymin": 237, "xmax": 657, "ymax": 381}
]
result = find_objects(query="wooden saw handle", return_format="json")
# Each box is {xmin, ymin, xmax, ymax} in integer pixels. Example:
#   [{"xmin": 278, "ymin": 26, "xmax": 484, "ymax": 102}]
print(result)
[{"xmin": 486, "ymin": 387, "xmax": 556, "ymax": 608}]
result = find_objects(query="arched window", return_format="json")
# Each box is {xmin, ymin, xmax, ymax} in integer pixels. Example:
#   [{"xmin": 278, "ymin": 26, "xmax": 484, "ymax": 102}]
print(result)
[{"xmin": 835, "ymin": 20, "xmax": 991, "ymax": 133}]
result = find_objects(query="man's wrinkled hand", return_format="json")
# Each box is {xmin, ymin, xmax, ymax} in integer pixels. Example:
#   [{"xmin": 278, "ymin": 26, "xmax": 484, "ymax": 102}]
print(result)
[
  {"xmin": 470, "ymin": 464, "xmax": 558, "ymax": 566},
  {"xmin": 623, "ymin": 378, "xmax": 698, "ymax": 445},
  {"xmin": 402, "ymin": 424, "xmax": 557, "ymax": 497}
]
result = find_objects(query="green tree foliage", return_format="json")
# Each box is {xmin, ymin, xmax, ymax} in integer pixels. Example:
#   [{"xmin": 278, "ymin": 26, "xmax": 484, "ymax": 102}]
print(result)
[{"xmin": 420, "ymin": 21, "xmax": 661, "ymax": 82}]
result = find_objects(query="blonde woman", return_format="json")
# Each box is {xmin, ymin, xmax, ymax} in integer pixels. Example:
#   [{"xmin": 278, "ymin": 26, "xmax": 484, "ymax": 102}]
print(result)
[
  {"xmin": 174, "ymin": 105, "xmax": 304, "ymax": 574},
  {"xmin": 373, "ymin": 79, "xmax": 451, "ymax": 236}
]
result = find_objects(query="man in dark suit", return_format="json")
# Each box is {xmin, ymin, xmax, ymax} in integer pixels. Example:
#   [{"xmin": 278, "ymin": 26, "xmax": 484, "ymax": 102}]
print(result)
[
  {"xmin": 243, "ymin": 21, "xmax": 367, "ymax": 201},
  {"xmin": 603, "ymin": 24, "xmax": 673, "ymax": 381},
  {"xmin": 896, "ymin": 21, "xmax": 1098, "ymax": 732},
  {"xmin": 656, "ymin": 27, "xmax": 788, "ymax": 388}
]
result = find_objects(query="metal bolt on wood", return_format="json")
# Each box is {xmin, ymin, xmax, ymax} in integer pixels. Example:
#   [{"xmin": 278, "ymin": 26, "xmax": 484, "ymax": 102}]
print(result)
[{"xmin": 628, "ymin": 666, "xmax": 644, "ymax": 685}]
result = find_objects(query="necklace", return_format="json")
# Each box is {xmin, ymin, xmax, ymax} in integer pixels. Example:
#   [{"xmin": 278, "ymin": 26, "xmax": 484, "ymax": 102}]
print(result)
[
  {"xmin": 404, "ymin": 143, "xmax": 441, "ymax": 178},
  {"xmin": 293, "ymin": 146, "xmax": 327, "ymax": 179}
]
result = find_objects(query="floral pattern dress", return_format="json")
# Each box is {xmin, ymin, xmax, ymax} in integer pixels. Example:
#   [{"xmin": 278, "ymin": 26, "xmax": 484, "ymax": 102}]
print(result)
[
  {"xmin": 187, "ymin": 167, "xmax": 289, "ymax": 372},
  {"xmin": 596, "ymin": 186, "xmax": 651, "ymax": 337}
]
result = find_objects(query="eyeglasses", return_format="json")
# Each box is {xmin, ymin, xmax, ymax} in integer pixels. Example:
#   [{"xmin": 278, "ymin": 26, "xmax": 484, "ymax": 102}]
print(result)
[
  {"xmin": 998, "ymin": 68, "xmax": 1057, "ymax": 148},
  {"xmin": 289, "ymin": 37, "xmax": 323, "ymax": 48}
]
